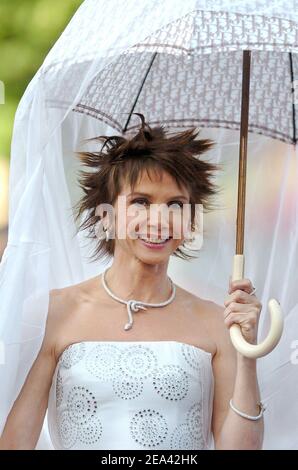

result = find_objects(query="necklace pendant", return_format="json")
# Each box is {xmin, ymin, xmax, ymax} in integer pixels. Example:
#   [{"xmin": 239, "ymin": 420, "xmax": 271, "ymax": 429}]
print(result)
[{"xmin": 101, "ymin": 268, "xmax": 176, "ymax": 333}]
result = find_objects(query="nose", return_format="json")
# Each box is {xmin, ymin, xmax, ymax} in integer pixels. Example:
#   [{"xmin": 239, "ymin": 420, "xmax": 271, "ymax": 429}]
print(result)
[{"xmin": 144, "ymin": 204, "xmax": 171, "ymax": 238}]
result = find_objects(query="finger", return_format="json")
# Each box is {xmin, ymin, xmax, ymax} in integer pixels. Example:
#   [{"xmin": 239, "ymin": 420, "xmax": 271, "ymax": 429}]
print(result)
[
  {"xmin": 223, "ymin": 302, "xmax": 251, "ymax": 319},
  {"xmin": 224, "ymin": 311, "xmax": 259, "ymax": 329},
  {"xmin": 224, "ymin": 312, "xmax": 248, "ymax": 328},
  {"xmin": 229, "ymin": 278, "xmax": 253, "ymax": 292},
  {"xmin": 224, "ymin": 289, "xmax": 259, "ymax": 307},
  {"xmin": 229, "ymin": 278, "xmax": 254, "ymax": 295}
]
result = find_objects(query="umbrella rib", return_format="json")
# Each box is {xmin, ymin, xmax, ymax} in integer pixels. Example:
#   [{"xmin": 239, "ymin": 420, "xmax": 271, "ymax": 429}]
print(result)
[
  {"xmin": 123, "ymin": 52, "xmax": 158, "ymax": 133},
  {"xmin": 289, "ymin": 52, "xmax": 297, "ymax": 145}
]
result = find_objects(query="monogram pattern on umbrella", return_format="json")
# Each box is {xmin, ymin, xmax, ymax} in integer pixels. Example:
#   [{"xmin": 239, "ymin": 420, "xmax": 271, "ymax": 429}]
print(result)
[
  {"xmin": 131, "ymin": 9, "xmax": 298, "ymax": 56},
  {"xmin": 43, "ymin": 2, "xmax": 298, "ymax": 145},
  {"xmin": 74, "ymin": 48, "xmax": 296, "ymax": 144},
  {"xmin": 42, "ymin": 1, "xmax": 298, "ymax": 73}
]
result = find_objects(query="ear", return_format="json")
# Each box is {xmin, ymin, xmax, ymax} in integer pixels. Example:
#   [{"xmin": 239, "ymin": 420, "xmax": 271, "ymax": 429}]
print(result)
[{"xmin": 95, "ymin": 204, "xmax": 110, "ymax": 226}]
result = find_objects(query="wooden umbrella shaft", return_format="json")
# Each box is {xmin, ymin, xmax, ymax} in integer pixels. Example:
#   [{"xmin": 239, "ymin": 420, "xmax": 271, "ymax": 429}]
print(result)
[
  {"xmin": 230, "ymin": 51, "xmax": 284, "ymax": 358},
  {"xmin": 236, "ymin": 50, "xmax": 251, "ymax": 255}
]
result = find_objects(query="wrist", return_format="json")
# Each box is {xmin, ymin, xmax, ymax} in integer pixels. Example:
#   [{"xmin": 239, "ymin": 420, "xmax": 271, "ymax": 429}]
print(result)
[
  {"xmin": 236, "ymin": 351, "xmax": 257, "ymax": 369},
  {"xmin": 235, "ymin": 330, "xmax": 258, "ymax": 367}
]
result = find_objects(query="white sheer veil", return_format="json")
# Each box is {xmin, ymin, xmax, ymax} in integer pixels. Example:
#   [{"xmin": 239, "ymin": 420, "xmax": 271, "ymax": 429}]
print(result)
[{"xmin": 0, "ymin": 0, "xmax": 297, "ymax": 450}]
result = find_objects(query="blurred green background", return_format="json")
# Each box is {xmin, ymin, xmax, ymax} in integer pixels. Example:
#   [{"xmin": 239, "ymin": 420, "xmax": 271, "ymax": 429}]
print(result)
[
  {"xmin": 0, "ymin": 0, "xmax": 83, "ymax": 160},
  {"xmin": 0, "ymin": 0, "xmax": 83, "ymax": 257}
]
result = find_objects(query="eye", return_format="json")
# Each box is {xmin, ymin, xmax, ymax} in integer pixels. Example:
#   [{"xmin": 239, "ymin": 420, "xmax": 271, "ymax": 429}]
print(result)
[
  {"xmin": 130, "ymin": 198, "xmax": 149, "ymax": 207},
  {"xmin": 168, "ymin": 201, "xmax": 184, "ymax": 209}
]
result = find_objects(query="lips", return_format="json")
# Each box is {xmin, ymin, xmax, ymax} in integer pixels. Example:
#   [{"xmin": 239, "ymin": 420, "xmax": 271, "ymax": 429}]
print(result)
[
  {"xmin": 140, "ymin": 237, "xmax": 170, "ymax": 244},
  {"xmin": 138, "ymin": 236, "xmax": 172, "ymax": 249}
]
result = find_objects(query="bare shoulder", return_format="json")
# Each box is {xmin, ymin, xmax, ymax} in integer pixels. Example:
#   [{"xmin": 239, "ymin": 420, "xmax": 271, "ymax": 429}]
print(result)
[
  {"xmin": 41, "ymin": 287, "xmax": 72, "ymax": 353},
  {"xmin": 42, "ymin": 276, "xmax": 99, "ymax": 357},
  {"xmin": 48, "ymin": 274, "xmax": 99, "ymax": 317},
  {"xmin": 47, "ymin": 285, "xmax": 77, "ymax": 323}
]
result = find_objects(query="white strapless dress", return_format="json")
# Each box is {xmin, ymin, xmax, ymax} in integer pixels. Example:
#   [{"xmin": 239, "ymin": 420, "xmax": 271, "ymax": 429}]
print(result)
[{"xmin": 47, "ymin": 341, "xmax": 214, "ymax": 450}]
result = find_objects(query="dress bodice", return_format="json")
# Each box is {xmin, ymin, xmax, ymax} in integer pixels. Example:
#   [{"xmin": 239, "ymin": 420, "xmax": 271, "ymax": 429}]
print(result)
[{"xmin": 47, "ymin": 341, "xmax": 214, "ymax": 450}]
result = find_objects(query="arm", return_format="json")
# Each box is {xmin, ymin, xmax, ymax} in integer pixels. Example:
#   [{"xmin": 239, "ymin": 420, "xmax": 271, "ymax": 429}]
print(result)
[
  {"xmin": 0, "ymin": 289, "xmax": 61, "ymax": 450},
  {"xmin": 209, "ymin": 278, "xmax": 264, "ymax": 450}
]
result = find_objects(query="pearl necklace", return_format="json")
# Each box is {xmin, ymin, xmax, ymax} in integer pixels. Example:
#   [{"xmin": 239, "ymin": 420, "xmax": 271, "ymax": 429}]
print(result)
[{"xmin": 101, "ymin": 268, "xmax": 176, "ymax": 331}]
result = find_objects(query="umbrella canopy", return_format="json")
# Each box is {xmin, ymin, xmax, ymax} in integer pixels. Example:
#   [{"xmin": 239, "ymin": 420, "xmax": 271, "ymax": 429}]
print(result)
[
  {"xmin": 44, "ymin": 1, "xmax": 298, "ymax": 143},
  {"xmin": 0, "ymin": 0, "xmax": 297, "ymax": 449}
]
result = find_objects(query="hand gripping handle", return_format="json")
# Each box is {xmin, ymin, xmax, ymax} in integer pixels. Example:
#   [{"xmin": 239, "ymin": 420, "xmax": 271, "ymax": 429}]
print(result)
[{"xmin": 229, "ymin": 255, "xmax": 284, "ymax": 358}]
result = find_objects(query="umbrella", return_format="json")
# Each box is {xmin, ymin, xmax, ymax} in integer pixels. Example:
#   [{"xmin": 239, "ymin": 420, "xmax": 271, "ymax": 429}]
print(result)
[
  {"xmin": 0, "ymin": 0, "xmax": 297, "ymax": 449},
  {"xmin": 65, "ymin": 6, "xmax": 297, "ymax": 357}
]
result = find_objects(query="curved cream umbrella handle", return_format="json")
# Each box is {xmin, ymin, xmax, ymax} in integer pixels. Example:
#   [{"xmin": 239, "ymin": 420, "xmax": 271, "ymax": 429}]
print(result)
[{"xmin": 229, "ymin": 255, "xmax": 284, "ymax": 359}]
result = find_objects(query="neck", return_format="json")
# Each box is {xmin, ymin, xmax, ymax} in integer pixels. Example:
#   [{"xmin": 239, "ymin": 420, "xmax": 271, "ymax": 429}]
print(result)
[{"xmin": 103, "ymin": 254, "xmax": 172, "ymax": 304}]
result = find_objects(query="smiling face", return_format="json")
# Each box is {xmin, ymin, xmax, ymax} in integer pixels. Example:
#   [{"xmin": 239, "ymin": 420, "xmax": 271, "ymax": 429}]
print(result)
[
  {"xmin": 110, "ymin": 168, "xmax": 191, "ymax": 265},
  {"xmin": 75, "ymin": 117, "xmax": 218, "ymax": 264}
]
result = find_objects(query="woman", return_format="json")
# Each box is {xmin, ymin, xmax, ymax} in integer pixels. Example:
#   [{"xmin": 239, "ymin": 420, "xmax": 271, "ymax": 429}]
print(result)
[{"xmin": 0, "ymin": 115, "xmax": 264, "ymax": 450}]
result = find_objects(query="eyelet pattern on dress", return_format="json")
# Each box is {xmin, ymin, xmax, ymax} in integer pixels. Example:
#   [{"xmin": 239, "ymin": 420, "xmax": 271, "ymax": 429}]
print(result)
[
  {"xmin": 56, "ymin": 369, "xmax": 63, "ymax": 407},
  {"xmin": 170, "ymin": 422, "xmax": 201, "ymax": 449},
  {"xmin": 85, "ymin": 343, "xmax": 121, "ymax": 380},
  {"xmin": 77, "ymin": 418, "xmax": 103, "ymax": 446},
  {"xmin": 187, "ymin": 402, "xmax": 204, "ymax": 440},
  {"xmin": 129, "ymin": 409, "xmax": 168, "ymax": 448},
  {"xmin": 152, "ymin": 364, "xmax": 189, "ymax": 401},
  {"xmin": 58, "ymin": 409, "xmax": 103, "ymax": 449},
  {"xmin": 67, "ymin": 385, "xmax": 98, "ymax": 425},
  {"xmin": 58, "ymin": 410, "xmax": 78, "ymax": 449},
  {"xmin": 50, "ymin": 341, "xmax": 214, "ymax": 450},
  {"xmin": 170, "ymin": 402, "xmax": 205, "ymax": 449},
  {"xmin": 60, "ymin": 342, "xmax": 86, "ymax": 369},
  {"xmin": 112, "ymin": 376, "xmax": 144, "ymax": 400},
  {"xmin": 117, "ymin": 345, "xmax": 158, "ymax": 379},
  {"xmin": 181, "ymin": 342, "xmax": 204, "ymax": 371}
]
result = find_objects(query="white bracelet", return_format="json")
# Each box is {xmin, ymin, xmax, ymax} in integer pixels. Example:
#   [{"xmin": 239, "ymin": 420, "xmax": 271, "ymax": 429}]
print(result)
[{"xmin": 229, "ymin": 399, "xmax": 266, "ymax": 421}]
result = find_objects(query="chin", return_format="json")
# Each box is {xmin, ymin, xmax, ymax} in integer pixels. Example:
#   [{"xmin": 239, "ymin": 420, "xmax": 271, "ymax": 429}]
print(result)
[
  {"xmin": 132, "ymin": 241, "xmax": 179, "ymax": 265},
  {"xmin": 137, "ymin": 256, "xmax": 167, "ymax": 266}
]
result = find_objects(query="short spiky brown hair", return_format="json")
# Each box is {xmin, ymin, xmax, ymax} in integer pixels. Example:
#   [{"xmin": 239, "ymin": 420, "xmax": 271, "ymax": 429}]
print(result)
[{"xmin": 73, "ymin": 113, "xmax": 219, "ymax": 263}]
